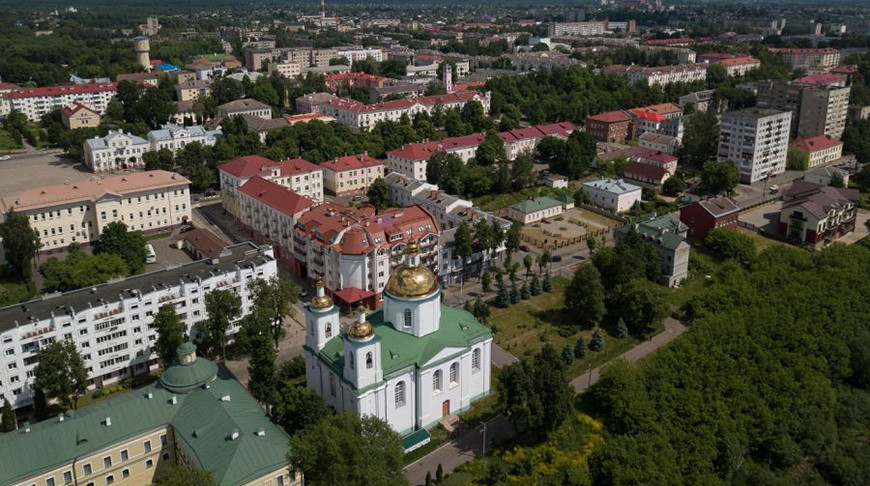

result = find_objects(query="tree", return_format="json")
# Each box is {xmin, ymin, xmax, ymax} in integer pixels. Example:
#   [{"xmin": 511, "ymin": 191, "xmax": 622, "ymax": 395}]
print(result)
[
  {"xmin": 564, "ymin": 264, "xmax": 606, "ymax": 327},
  {"xmin": 366, "ymin": 177, "xmax": 391, "ymax": 210},
  {"xmin": 0, "ymin": 209, "xmax": 40, "ymax": 280},
  {"xmin": 289, "ymin": 412, "xmax": 404, "ymax": 486},
  {"xmin": 34, "ymin": 340, "xmax": 88, "ymax": 409},
  {"xmin": 495, "ymin": 281, "xmax": 510, "ymax": 308},
  {"xmin": 523, "ymin": 254, "xmax": 533, "ymax": 277},
  {"xmin": 530, "ymin": 272, "xmax": 541, "ymax": 295},
  {"xmin": 436, "ymin": 464, "xmax": 444, "ymax": 483},
  {"xmin": 154, "ymin": 467, "xmax": 217, "ymax": 486},
  {"xmin": 203, "ymin": 289, "xmax": 242, "ymax": 360},
  {"xmin": 96, "ymin": 221, "xmax": 147, "ymax": 274},
  {"xmin": 472, "ymin": 298, "xmax": 491, "ymax": 324},
  {"xmin": 589, "ymin": 330, "xmax": 605, "ymax": 352},
  {"xmin": 135, "ymin": 87, "xmax": 175, "ymax": 128},
  {"xmin": 40, "ymin": 245, "xmax": 129, "ymax": 292},
  {"xmin": 574, "ymin": 337, "xmax": 588, "ymax": 359},
  {"xmin": 1, "ymin": 398, "xmax": 15, "ymax": 432},
  {"xmin": 330, "ymin": 56, "xmax": 351, "ymax": 66},
  {"xmin": 562, "ymin": 344, "xmax": 575, "ymax": 365},
  {"xmin": 614, "ymin": 317, "xmax": 629, "ymax": 338},
  {"xmin": 542, "ymin": 271, "xmax": 553, "ymax": 292},
  {"xmin": 511, "ymin": 152, "xmax": 535, "ymax": 190},
  {"xmin": 509, "ymin": 282, "xmax": 519, "ymax": 304},
  {"xmin": 680, "ymin": 111, "xmax": 720, "ymax": 167},
  {"xmin": 249, "ymin": 276, "xmax": 298, "ymax": 349},
  {"xmin": 248, "ymin": 332, "xmax": 277, "ymax": 405},
  {"xmin": 787, "ymin": 147, "xmax": 810, "ymax": 171},
  {"xmin": 153, "ymin": 304, "xmax": 185, "ymax": 367},
  {"xmin": 505, "ymin": 222, "xmax": 522, "ymax": 259},
  {"xmin": 829, "ymin": 171, "xmax": 845, "ymax": 188},
  {"xmin": 425, "ymin": 471, "xmax": 433, "ymax": 486},
  {"xmin": 520, "ymin": 282, "xmax": 530, "ymax": 300},
  {"xmin": 32, "ymin": 388, "xmax": 48, "ymax": 420},
  {"xmin": 481, "ymin": 271, "xmax": 492, "ymax": 293},
  {"xmin": 706, "ymin": 64, "xmax": 728, "ymax": 86},
  {"xmin": 611, "ymin": 279, "xmax": 668, "ymax": 336},
  {"xmin": 662, "ymin": 176, "xmax": 687, "ymax": 196},
  {"xmin": 700, "ymin": 160, "xmax": 739, "ymax": 195},
  {"xmin": 705, "ymin": 228, "xmax": 756, "ymax": 266},
  {"xmin": 454, "ymin": 222, "xmax": 474, "ymax": 272},
  {"xmin": 475, "ymin": 130, "xmax": 506, "ymax": 166}
]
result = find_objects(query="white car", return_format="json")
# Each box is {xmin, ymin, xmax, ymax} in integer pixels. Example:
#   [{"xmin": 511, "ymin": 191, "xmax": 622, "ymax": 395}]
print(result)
[
  {"xmin": 0, "ymin": 155, "xmax": 10, "ymax": 161},
  {"xmin": 768, "ymin": 185, "xmax": 779, "ymax": 194}
]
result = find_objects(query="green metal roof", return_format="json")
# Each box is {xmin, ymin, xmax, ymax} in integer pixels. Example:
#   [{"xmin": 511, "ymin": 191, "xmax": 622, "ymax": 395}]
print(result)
[
  {"xmin": 0, "ymin": 365, "xmax": 291, "ymax": 486},
  {"xmin": 160, "ymin": 355, "xmax": 218, "ymax": 393},
  {"xmin": 401, "ymin": 428, "xmax": 431, "ymax": 451},
  {"xmin": 316, "ymin": 305, "xmax": 492, "ymax": 390},
  {"xmin": 509, "ymin": 196, "xmax": 563, "ymax": 215}
]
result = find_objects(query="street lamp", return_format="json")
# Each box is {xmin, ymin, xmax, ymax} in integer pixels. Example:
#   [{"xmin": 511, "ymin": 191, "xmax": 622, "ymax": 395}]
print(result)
[
  {"xmin": 482, "ymin": 421, "xmax": 487, "ymax": 458},
  {"xmin": 587, "ymin": 363, "xmax": 593, "ymax": 388}
]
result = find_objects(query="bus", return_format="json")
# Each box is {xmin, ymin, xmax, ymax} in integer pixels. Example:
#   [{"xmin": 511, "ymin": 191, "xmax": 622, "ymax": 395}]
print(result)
[{"xmin": 145, "ymin": 244, "xmax": 157, "ymax": 264}]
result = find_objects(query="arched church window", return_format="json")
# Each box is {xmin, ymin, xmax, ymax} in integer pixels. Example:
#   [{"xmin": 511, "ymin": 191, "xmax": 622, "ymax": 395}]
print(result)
[
  {"xmin": 472, "ymin": 349, "xmax": 481, "ymax": 373},
  {"xmin": 433, "ymin": 370, "xmax": 442, "ymax": 393},
  {"xmin": 366, "ymin": 352, "xmax": 373, "ymax": 369},
  {"xmin": 450, "ymin": 362, "xmax": 459, "ymax": 385},
  {"xmin": 395, "ymin": 381, "xmax": 405, "ymax": 407},
  {"xmin": 404, "ymin": 309, "xmax": 412, "ymax": 328}
]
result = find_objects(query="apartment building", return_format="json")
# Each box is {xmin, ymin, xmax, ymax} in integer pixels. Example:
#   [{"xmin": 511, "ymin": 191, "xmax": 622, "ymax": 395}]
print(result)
[
  {"xmin": 756, "ymin": 80, "xmax": 850, "ymax": 139},
  {"xmin": 0, "ymin": 241, "xmax": 276, "ymax": 410},
  {"xmin": 321, "ymin": 153, "xmax": 386, "ymax": 196},
  {"xmin": 312, "ymin": 91, "xmax": 491, "ymax": 132},
  {"xmin": 271, "ymin": 61, "xmax": 303, "ymax": 78},
  {"xmin": 582, "ymin": 178, "xmax": 642, "ymax": 213},
  {"xmin": 547, "ymin": 21, "xmax": 606, "ymax": 37},
  {"xmin": 147, "ymin": 123, "xmax": 220, "ymax": 153},
  {"xmin": 2, "ymin": 171, "xmax": 191, "ymax": 251},
  {"xmin": 679, "ymin": 89, "xmax": 716, "ymax": 113},
  {"xmin": 217, "ymin": 98, "xmax": 272, "ymax": 120},
  {"xmin": 174, "ymin": 80, "xmax": 212, "ymax": 102},
  {"xmin": 0, "ymin": 83, "xmax": 117, "ymax": 122},
  {"xmin": 336, "ymin": 47, "xmax": 384, "ymax": 64},
  {"xmin": 324, "ymin": 72, "xmax": 388, "ymax": 93},
  {"xmin": 711, "ymin": 56, "xmax": 761, "ymax": 76},
  {"xmin": 779, "ymin": 180, "xmax": 859, "ymax": 249},
  {"xmin": 237, "ymin": 177, "xmax": 315, "ymax": 265},
  {"xmin": 629, "ymin": 103, "xmax": 684, "ymax": 140},
  {"xmin": 60, "ymin": 102, "xmax": 100, "ymax": 129},
  {"xmin": 585, "ymin": 110, "xmax": 633, "ymax": 143},
  {"xmin": 601, "ymin": 64, "xmax": 708, "ymax": 87},
  {"xmin": 624, "ymin": 149, "xmax": 679, "ymax": 189},
  {"xmin": 768, "ymin": 47, "xmax": 841, "ymax": 73},
  {"xmin": 638, "ymin": 133, "xmax": 679, "ymax": 154},
  {"xmin": 791, "ymin": 135, "xmax": 844, "ymax": 168},
  {"xmin": 83, "ymin": 130, "xmax": 150, "ymax": 172},
  {"xmin": 219, "ymin": 155, "xmax": 325, "ymax": 218},
  {"xmin": 718, "ymin": 108, "xmax": 792, "ymax": 184},
  {"xmin": 291, "ymin": 202, "xmax": 440, "ymax": 305}
]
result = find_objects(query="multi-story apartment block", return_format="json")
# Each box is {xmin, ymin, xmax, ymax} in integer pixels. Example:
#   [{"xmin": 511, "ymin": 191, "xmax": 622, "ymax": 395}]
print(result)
[
  {"xmin": 791, "ymin": 135, "xmax": 844, "ymax": 168},
  {"xmin": 2, "ymin": 170, "xmax": 191, "ymax": 251},
  {"xmin": 499, "ymin": 122, "xmax": 576, "ymax": 159},
  {"xmin": 548, "ymin": 21, "xmax": 606, "ymax": 37},
  {"xmin": 217, "ymin": 98, "xmax": 272, "ymax": 120},
  {"xmin": 312, "ymin": 91, "xmax": 491, "ymax": 132},
  {"xmin": 679, "ymin": 89, "xmax": 716, "ymax": 113},
  {"xmin": 585, "ymin": 110, "xmax": 633, "ymax": 143},
  {"xmin": 768, "ymin": 47, "xmax": 841, "ymax": 73},
  {"xmin": 83, "ymin": 130, "xmax": 150, "ymax": 172},
  {"xmin": 237, "ymin": 177, "xmax": 315, "ymax": 265},
  {"xmin": 60, "ymin": 101, "xmax": 101, "ymax": 129},
  {"xmin": 617, "ymin": 213, "xmax": 690, "ymax": 287},
  {"xmin": 779, "ymin": 180, "xmax": 859, "ymax": 249},
  {"xmin": 601, "ymin": 64, "xmax": 708, "ymax": 87},
  {"xmin": 321, "ymin": 153, "xmax": 386, "ymax": 196},
  {"xmin": 219, "ymin": 155, "xmax": 325, "ymax": 218},
  {"xmin": 174, "ymin": 79, "xmax": 212, "ymax": 101},
  {"xmin": 0, "ymin": 83, "xmax": 117, "ymax": 122},
  {"xmin": 710, "ymin": 56, "xmax": 761, "ymax": 76},
  {"xmin": 755, "ymin": 79, "xmax": 850, "ymax": 139},
  {"xmin": 291, "ymin": 202, "xmax": 439, "ymax": 305},
  {"xmin": 147, "ymin": 123, "xmax": 220, "ymax": 153},
  {"xmin": 336, "ymin": 47, "xmax": 384, "ymax": 64},
  {"xmin": 718, "ymin": 108, "xmax": 792, "ymax": 184},
  {"xmin": 324, "ymin": 72, "xmax": 388, "ymax": 93},
  {"xmin": 0, "ymin": 241, "xmax": 276, "ymax": 410},
  {"xmin": 271, "ymin": 61, "xmax": 303, "ymax": 78}
]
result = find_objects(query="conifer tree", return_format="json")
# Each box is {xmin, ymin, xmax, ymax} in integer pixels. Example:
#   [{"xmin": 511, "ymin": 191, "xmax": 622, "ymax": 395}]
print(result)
[{"xmin": 574, "ymin": 337, "xmax": 588, "ymax": 359}]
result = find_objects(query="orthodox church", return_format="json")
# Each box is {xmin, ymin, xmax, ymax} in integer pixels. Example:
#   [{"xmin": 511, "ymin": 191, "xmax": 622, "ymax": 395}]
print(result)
[{"xmin": 304, "ymin": 240, "xmax": 493, "ymax": 438}]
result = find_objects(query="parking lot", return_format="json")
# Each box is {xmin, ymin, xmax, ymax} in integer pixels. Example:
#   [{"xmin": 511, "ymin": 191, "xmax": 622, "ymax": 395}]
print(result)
[
  {"xmin": 144, "ymin": 233, "xmax": 197, "ymax": 271},
  {"xmin": 738, "ymin": 200, "xmax": 784, "ymax": 234}
]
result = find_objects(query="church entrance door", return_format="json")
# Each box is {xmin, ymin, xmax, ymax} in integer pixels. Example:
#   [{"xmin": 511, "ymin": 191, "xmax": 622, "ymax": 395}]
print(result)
[{"xmin": 442, "ymin": 400, "xmax": 450, "ymax": 417}]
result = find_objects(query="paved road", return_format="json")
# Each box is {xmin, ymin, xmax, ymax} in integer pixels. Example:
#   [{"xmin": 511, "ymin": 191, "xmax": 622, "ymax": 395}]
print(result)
[
  {"xmin": 224, "ymin": 306, "xmax": 307, "ymax": 385},
  {"xmin": 571, "ymin": 317, "xmax": 687, "ymax": 393},
  {"xmin": 404, "ymin": 317, "xmax": 689, "ymax": 484},
  {"xmin": 491, "ymin": 343, "xmax": 519, "ymax": 369}
]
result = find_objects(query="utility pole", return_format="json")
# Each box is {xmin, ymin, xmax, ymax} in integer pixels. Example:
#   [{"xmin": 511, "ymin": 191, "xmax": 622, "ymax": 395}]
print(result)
[
  {"xmin": 587, "ymin": 363, "xmax": 593, "ymax": 388},
  {"xmin": 482, "ymin": 421, "xmax": 487, "ymax": 457}
]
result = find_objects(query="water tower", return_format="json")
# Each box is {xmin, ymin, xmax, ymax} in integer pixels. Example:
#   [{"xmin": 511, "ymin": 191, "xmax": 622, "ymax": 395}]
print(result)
[{"xmin": 134, "ymin": 36, "xmax": 151, "ymax": 71}]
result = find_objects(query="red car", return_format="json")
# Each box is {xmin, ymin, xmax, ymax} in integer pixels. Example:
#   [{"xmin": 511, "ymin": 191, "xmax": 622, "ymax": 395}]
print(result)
[{"xmin": 520, "ymin": 245, "xmax": 530, "ymax": 252}]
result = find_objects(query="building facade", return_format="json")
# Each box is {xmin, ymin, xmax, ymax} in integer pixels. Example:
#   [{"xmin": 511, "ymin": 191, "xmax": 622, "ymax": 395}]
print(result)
[
  {"xmin": 0, "ymin": 83, "xmax": 117, "ymax": 122},
  {"xmin": 601, "ymin": 64, "xmax": 708, "ymax": 87},
  {"xmin": 219, "ymin": 155, "xmax": 325, "ymax": 219},
  {"xmin": 83, "ymin": 131, "xmax": 150, "ymax": 172},
  {"xmin": 679, "ymin": 196, "xmax": 741, "ymax": 241},
  {"xmin": 61, "ymin": 102, "xmax": 101, "ymax": 129},
  {"xmin": 217, "ymin": 99, "xmax": 272, "ymax": 120},
  {"xmin": 3, "ymin": 170, "xmax": 191, "ymax": 251},
  {"xmin": 321, "ymin": 154, "xmax": 386, "ymax": 196},
  {"xmin": 792, "ymin": 135, "xmax": 844, "ymax": 168},
  {"xmin": 506, "ymin": 197, "xmax": 564, "ymax": 224},
  {"xmin": 768, "ymin": 47, "xmax": 841, "ymax": 73},
  {"xmin": 718, "ymin": 108, "xmax": 792, "ymax": 184},
  {"xmin": 582, "ymin": 178, "xmax": 642, "ymax": 213},
  {"xmin": 147, "ymin": 124, "xmax": 220, "ymax": 153},
  {"xmin": 778, "ymin": 181, "xmax": 859, "ymax": 249},
  {"xmin": 585, "ymin": 110, "xmax": 633, "ymax": 143},
  {"xmin": 617, "ymin": 213, "xmax": 690, "ymax": 287}
]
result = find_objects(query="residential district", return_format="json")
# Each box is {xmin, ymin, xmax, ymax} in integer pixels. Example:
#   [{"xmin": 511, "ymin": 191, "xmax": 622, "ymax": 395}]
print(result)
[{"xmin": 1, "ymin": 1, "xmax": 870, "ymax": 485}]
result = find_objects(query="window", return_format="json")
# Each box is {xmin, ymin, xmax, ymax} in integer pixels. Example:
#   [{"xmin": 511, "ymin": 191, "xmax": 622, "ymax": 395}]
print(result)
[
  {"xmin": 120, "ymin": 449, "xmax": 128, "ymax": 461},
  {"xmin": 162, "ymin": 452, "xmax": 170, "ymax": 461},
  {"xmin": 395, "ymin": 381, "xmax": 406, "ymax": 407},
  {"xmin": 450, "ymin": 363, "xmax": 459, "ymax": 385},
  {"xmin": 349, "ymin": 352, "xmax": 354, "ymax": 369},
  {"xmin": 63, "ymin": 471, "xmax": 72, "ymax": 484},
  {"xmin": 160, "ymin": 434, "xmax": 167, "ymax": 446},
  {"xmin": 403, "ymin": 309, "xmax": 412, "ymax": 328},
  {"xmin": 103, "ymin": 456, "xmax": 112, "ymax": 468},
  {"xmin": 277, "ymin": 476, "xmax": 285, "ymax": 486},
  {"xmin": 145, "ymin": 459, "xmax": 153, "ymax": 469},
  {"xmin": 82, "ymin": 464, "xmax": 92, "ymax": 476},
  {"xmin": 330, "ymin": 374, "xmax": 336, "ymax": 396},
  {"xmin": 46, "ymin": 478, "xmax": 55, "ymax": 486},
  {"xmin": 472, "ymin": 349, "xmax": 481, "ymax": 373},
  {"xmin": 121, "ymin": 469, "xmax": 130, "ymax": 479},
  {"xmin": 325, "ymin": 323, "xmax": 332, "ymax": 338},
  {"xmin": 143, "ymin": 440, "xmax": 151, "ymax": 452},
  {"xmin": 105, "ymin": 475, "xmax": 114, "ymax": 485},
  {"xmin": 433, "ymin": 370, "xmax": 442, "ymax": 393},
  {"xmin": 366, "ymin": 352, "xmax": 373, "ymax": 369}
]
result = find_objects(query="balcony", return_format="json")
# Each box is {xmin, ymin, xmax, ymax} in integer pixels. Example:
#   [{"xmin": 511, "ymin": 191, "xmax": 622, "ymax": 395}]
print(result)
[{"xmin": 94, "ymin": 307, "xmax": 123, "ymax": 319}]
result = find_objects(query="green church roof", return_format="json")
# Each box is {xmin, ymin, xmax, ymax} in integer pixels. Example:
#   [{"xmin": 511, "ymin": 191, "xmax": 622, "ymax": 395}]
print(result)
[
  {"xmin": 315, "ymin": 304, "xmax": 492, "ymax": 392},
  {"xmin": 0, "ymin": 366, "xmax": 290, "ymax": 486},
  {"xmin": 160, "ymin": 354, "xmax": 218, "ymax": 393},
  {"xmin": 509, "ymin": 196, "xmax": 563, "ymax": 214}
]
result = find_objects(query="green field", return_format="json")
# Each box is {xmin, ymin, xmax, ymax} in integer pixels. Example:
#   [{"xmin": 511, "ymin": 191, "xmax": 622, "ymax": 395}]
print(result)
[{"xmin": 0, "ymin": 129, "xmax": 23, "ymax": 152}]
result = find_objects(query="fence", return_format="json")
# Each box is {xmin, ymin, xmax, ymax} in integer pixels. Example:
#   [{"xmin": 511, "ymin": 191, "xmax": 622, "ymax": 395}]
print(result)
[
  {"xmin": 520, "ymin": 227, "xmax": 610, "ymax": 251},
  {"xmin": 575, "ymin": 203, "xmax": 629, "ymax": 225}
]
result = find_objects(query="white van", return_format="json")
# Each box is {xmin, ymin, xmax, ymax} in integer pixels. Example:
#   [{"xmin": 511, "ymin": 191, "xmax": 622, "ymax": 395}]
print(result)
[{"xmin": 145, "ymin": 244, "xmax": 157, "ymax": 264}]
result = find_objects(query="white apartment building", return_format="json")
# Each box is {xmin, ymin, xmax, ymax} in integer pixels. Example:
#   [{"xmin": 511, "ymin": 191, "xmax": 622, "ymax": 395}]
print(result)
[
  {"xmin": 336, "ymin": 47, "xmax": 384, "ymax": 64},
  {"xmin": 0, "ymin": 83, "xmax": 117, "ymax": 122},
  {"xmin": 0, "ymin": 242, "xmax": 277, "ymax": 410},
  {"xmin": 582, "ymin": 178, "xmax": 643, "ymax": 213},
  {"xmin": 547, "ymin": 21, "xmax": 606, "ymax": 37},
  {"xmin": 3, "ymin": 170, "xmax": 191, "ymax": 251},
  {"xmin": 219, "ymin": 155, "xmax": 325, "ymax": 218},
  {"xmin": 313, "ymin": 91, "xmax": 491, "ymax": 132},
  {"xmin": 147, "ymin": 124, "xmax": 220, "ymax": 153},
  {"xmin": 718, "ymin": 108, "xmax": 792, "ymax": 184},
  {"xmin": 713, "ymin": 56, "xmax": 762, "ymax": 77},
  {"xmin": 602, "ymin": 64, "xmax": 708, "ymax": 87},
  {"xmin": 768, "ymin": 47, "xmax": 841, "ymax": 73},
  {"xmin": 83, "ymin": 130, "xmax": 150, "ymax": 172}
]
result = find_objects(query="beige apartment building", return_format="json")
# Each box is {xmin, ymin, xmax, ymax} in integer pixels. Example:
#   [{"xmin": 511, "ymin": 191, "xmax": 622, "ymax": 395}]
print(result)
[
  {"xmin": 321, "ymin": 153, "xmax": 385, "ymax": 196},
  {"xmin": 175, "ymin": 80, "xmax": 212, "ymax": 101},
  {"xmin": 3, "ymin": 171, "xmax": 191, "ymax": 251},
  {"xmin": 798, "ymin": 85, "xmax": 850, "ymax": 139},
  {"xmin": 0, "ymin": 344, "xmax": 300, "ymax": 486},
  {"xmin": 271, "ymin": 61, "xmax": 302, "ymax": 78},
  {"xmin": 61, "ymin": 102, "xmax": 101, "ymax": 129}
]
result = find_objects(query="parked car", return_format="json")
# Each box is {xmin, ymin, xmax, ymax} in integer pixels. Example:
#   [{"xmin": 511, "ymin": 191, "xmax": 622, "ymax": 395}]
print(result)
[
  {"xmin": 299, "ymin": 288, "xmax": 309, "ymax": 299},
  {"xmin": 768, "ymin": 185, "xmax": 779, "ymax": 194},
  {"xmin": 352, "ymin": 195, "xmax": 364, "ymax": 202},
  {"xmin": 520, "ymin": 244, "xmax": 530, "ymax": 252},
  {"xmin": 145, "ymin": 244, "xmax": 157, "ymax": 264},
  {"xmin": 551, "ymin": 255, "xmax": 562, "ymax": 263},
  {"xmin": 0, "ymin": 155, "xmax": 10, "ymax": 161}
]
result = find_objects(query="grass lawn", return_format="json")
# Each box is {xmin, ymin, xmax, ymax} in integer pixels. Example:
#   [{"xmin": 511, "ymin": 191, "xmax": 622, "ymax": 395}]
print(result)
[
  {"xmin": 0, "ymin": 129, "xmax": 23, "ymax": 151},
  {"xmin": 459, "ymin": 367, "xmax": 501, "ymax": 428},
  {"xmin": 487, "ymin": 276, "xmax": 646, "ymax": 381},
  {"xmin": 403, "ymin": 424, "xmax": 450, "ymax": 465},
  {"xmin": 0, "ymin": 270, "xmax": 35, "ymax": 307},
  {"xmin": 146, "ymin": 230, "xmax": 174, "ymax": 241},
  {"xmin": 735, "ymin": 227, "xmax": 789, "ymax": 252}
]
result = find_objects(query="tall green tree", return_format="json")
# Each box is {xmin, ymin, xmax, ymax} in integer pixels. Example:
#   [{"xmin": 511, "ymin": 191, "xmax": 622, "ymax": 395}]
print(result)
[
  {"xmin": 680, "ymin": 111, "xmax": 720, "ymax": 167},
  {"xmin": 153, "ymin": 304, "xmax": 186, "ymax": 366},
  {"xmin": 1, "ymin": 398, "xmax": 15, "ymax": 432},
  {"xmin": 96, "ymin": 221, "xmax": 147, "ymax": 274},
  {"xmin": 203, "ymin": 289, "xmax": 242, "ymax": 360},
  {"xmin": 475, "ymin": 130, "xmax": 506, "ymax": 166},
  {"xmin": 40, "ymin": 245, "xmax": 129, "ymax": 292},
  {"xmin": 248, "ymin": 332, "xmax": 277, "ymax": 405},
  {"xmin": 34, "ymin": 340, "xmax": 88, "ymax": 410},
  {"xmin": 272, "ymin": 378, "xmax": 330, "ymax": 436},
  {"xmin": 565, "ymin": 264, "xmax": 607, "ymax": 327},
  {"xmin": 289, "ymin": 413, "xmax": 405, "ymax": 486},
  {"xmin": 454, "ymin": 222, "xmax": 474, "ymax": 272},
  {"xmin": 611, "ymin": 278, "xmax": 668, "ymax": 335},
  {"xmin": 505, "ymin": 221, "xmax": 522, "ymax": 259},
  {"xmin": 700, "ymin": 160, "xmax": 739, "ymax": 195},
  {"xmin": 0, "ymin": 209, "xmax": 40, "ymax": 280},
  {"xmin": 248, "ymin": 277, "xmax": 298, "ymax": 349},
  {"xmin": 366, "ymin": 177, "xmax": 391, "ymax": 210}
]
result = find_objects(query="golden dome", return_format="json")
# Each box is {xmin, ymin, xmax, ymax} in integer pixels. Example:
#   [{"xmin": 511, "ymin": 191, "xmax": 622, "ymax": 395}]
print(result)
[
  {"xmin": 348, "ymin": 306, "xmax": 374, "ymax": 340},
  {"xmin": 385, "ymin": 240, "xmax": 439, "ymax": 299},
  {"xmin": 309, "ymin": 277, "xmax": 333, "ymax": 310}
]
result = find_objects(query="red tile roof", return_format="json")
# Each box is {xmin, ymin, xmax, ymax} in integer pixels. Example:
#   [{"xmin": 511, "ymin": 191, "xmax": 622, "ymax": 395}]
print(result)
[
  {"xmin": 630, "ymin": 108, "xmax": 667, "ymax": 122},
  {"xmin": 332, "ymin": 287, "xmax": 376, "ymax": 304},
  {"xmin": 388, "ymin": 141, "xmax": 442, "ymax": 161},
  {"xmin": 792, "ymin": 135, "xmax": 843, "ymax": 153},
  {"xmin": 325, "ymin": 72, "xmax": 387, "ymax": 83},
  {"xmin": 60, "ymin": 101, "xmax": 97, "ymax": 117},
  {"xmin": 219, "ymin": 155, "xmax": 278, "ymax": 178},
  {"xmin": 238, "ymin": 176, "xmax": 314, "ymax": 216},
  {"xmin": 832, "ymin": 65, "xmax": 858, "ymax": 74},
  {"xmin": 279, "ymin": 158, "xmax": 322, "ymax": 177},
  {"xmin": 768, "ymin": 47, "xmax": 839, "ymax": 54},
  {"xmin": 624, "ymin": 161, "xmax": 669, "ymax": 181},
  {"xmin": 176, "ymin": 228, "xmax": 227, "ymax": 259},
  {"xmin": 320, "ymin": 154, "xmax": 384, "ymax": 172},
  {"xmin": 587, "ymin": 110, "xmax": 632, "ymax": 124},
  {"xmin": 793, "ymin": 73, "xmax": 846, "ymax": 86},
  {"xmin": 0, "ymin": 82, "xmax": 20, "ymax": 90},
  {"xmin": 637, "ymin": 149, "xmax": 678, "ymax": 164},
  {"xmin": 319, "ymin": 91, "xmax": 483, "ymax": 115},
  {"xmin": 2, "ymin": 82, "xmax": 117, "ymax": 99}
]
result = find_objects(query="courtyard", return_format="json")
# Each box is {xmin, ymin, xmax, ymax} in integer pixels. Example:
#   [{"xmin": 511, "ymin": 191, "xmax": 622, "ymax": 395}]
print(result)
[{"xmin": 520, "ymin": 207, "xmax": 620, "ymax": 252}]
